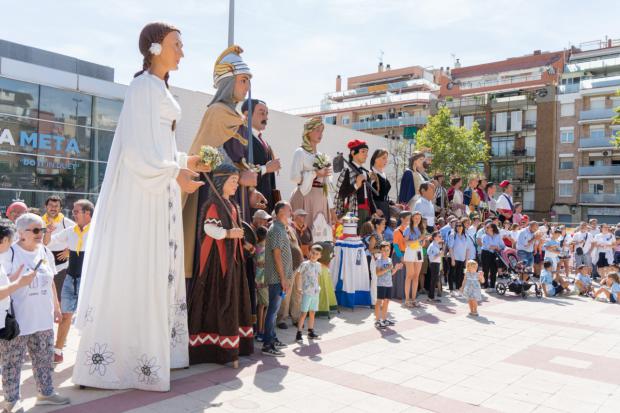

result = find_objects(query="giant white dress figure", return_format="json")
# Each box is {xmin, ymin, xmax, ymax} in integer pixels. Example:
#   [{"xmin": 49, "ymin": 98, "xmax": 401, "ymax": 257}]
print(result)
[{"xmin": 72, "ymin": 72, "xmax": 189, "ymax": 391}]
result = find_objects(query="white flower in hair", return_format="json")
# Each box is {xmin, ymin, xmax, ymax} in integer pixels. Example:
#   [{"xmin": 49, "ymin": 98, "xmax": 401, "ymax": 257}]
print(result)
[{"xmin": 149, "ymin": 42, "xmax": 162, "ymax": 56}]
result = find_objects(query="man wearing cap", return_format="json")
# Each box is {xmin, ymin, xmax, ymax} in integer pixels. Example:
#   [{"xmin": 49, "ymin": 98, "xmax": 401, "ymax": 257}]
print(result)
[
  {"xmin": 292, "ymin": 209, "xmax": 313, "ymax": 258},
  {"xmin": 182, "ymin": 45, "xmax": 265, "ymax": 279},
  {"xmin": 240, "ymin": 99, "xmax": 281, "ymax": 213},
  {"xmin": 496, "ymin": 180, "xmax": 514, "ymax": 223},
  {"xmin": 251, "ymin": 209, "xmax": 271, "ymax": 232},
  {"xmin": 334, "ymin": 139, "xmax": 376, "ymax": 231}
]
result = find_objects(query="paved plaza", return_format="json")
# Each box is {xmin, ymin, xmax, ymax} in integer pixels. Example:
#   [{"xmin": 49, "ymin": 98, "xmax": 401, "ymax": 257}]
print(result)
[{"xmin": 14, "ymin": 292, "xmax": 620, "ymax": 413}]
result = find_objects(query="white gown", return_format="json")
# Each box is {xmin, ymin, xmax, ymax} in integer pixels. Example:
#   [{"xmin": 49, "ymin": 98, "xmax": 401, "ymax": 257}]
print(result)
[{"xmin": 72, "ymin": 73, "xmax": 189, "ymax": 391}]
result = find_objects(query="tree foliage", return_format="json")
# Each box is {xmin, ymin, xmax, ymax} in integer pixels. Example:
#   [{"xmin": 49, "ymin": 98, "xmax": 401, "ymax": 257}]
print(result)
[{"xmin": 415, "ymin": 106, "xmax": 489, "ymax": 178}]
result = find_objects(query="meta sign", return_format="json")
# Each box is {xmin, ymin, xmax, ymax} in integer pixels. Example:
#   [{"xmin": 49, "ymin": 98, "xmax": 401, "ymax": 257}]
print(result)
[{"xmin": 0, "ymin": 128, "xmax": 81, "ymax": 170}]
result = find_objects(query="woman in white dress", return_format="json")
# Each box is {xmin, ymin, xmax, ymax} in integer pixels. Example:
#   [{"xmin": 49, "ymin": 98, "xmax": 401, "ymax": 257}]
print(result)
[
  {"xmin": 289, "ymin": 117, "xmax": 334, "ymax": 242},
  {"xmin": 73, "ymin": 23, "xmax": 208, "ymax": 392}
]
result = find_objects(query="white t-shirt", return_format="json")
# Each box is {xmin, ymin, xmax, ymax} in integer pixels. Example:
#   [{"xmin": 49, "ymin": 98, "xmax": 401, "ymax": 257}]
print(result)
[
  {"xmin": 0, "ymin": 265, "xmax": 9, "ymax": 330},
  {"xmin": 414, "ymin": 197, "xmax": 435, "ymax": 227},
  {"xmin": 6, "ymin": 245, "xmax": 57, "ymax": 336}
]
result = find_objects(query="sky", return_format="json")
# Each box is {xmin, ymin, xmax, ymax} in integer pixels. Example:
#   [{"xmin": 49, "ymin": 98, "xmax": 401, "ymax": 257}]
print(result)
[{"xmin": 1, "ymin": 0, "xmax": 618, "ymax": 111}]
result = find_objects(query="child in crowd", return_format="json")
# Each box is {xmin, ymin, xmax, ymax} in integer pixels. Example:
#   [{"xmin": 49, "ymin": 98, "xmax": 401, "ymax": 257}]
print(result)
[
  {"xmin": 461, "ymin": 260, "xmax": 483, "ymax": 317},
  {"xmin": 574, "ymin": 264, "xmax": 593, "ymax": 296},
  {"xmin": 254, "ymin": 226, "xmax": 268, "ymax": 342},
  {"xmin": 592, "ymin": 272, "xmax": 620, "ymax": 304},
  {"xmin": 426, "ymin": 232, "xmax": 443, "ymax": 302},
  {"xmin": 543, "ymin": 229, "xmax": 563, "ymax": 271},
  {"xmin": 374, "ymin": 241, "xmax": 403, "ymax": 329},
  {"xmin": 296, "ymin": 245, "xmax": 323, "ymax": 343},
  {"xmin": 540, "ymin": 260, "xmax": 570, "ymax": 297}
]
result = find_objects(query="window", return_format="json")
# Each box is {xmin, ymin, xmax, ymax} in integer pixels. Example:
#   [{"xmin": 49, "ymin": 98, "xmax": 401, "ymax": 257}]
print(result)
[
  {"xmin": 494, "ymin": 112, "xmax": 507, "ymax": 132},
  {"xmin": 324, "ymin": 115, "xmax": 336, "ymax": 125},
  {"xmin": 525, "ymin": 135, "xmax": 536, "ymax": 156},
  {"xmin": 589, "ymin": 159, "xmax": 605, "ymax": 166},
  {"xmin": 93, "ymin": 97, "xmax": 122, "ymax": 130},
  {"xmin": 560, "ymin": 103, "xmax": 575, "ymax": 117},
  {"xmin": 39, "ymin": 86, "xmax": 92, "ymax": 126},
  {"xmin": 490, "ymin": 163, "xmax": 514, "ymax": 182},
  {"xmin": 524, "ymin": 163, "xmax": 536, "ymax": 183},
  {"xmin": 559, "ymin": 159, "xmax": 574, "ymax": 170},
  {"xmin": 559, "ymin": 183, "xmax": 573, "ymax": 197},
  {"xmin": 491, "ymin": 136, "xmax": 515, "ymax": 157},
  {"xmin": 590, "ymin": 97, "xmax": 605, "ymax": 110},
  {"xmin": 615, "ymin": 181, "xmax": 620, "ymax": 194},
  {"xmin": 588, "ymin": 181, "xmax": 604, "ymax": 194},
  {"xmin": 0, "ymin": 77, "xmax": 40, "ymax": 118},
  {"xmin": 590, "ymin": 126, "xmax": 606, "ymax": 139},
  {"xmin": 463, "ymin": 115, "xmax": 473, "ymax": 130},
  {"xmin": 560, "ymin": 130, "xmax": 574, "ymax": 143},
  {"xmin": 510, "ymin": 111, "xmax": 522, "ymax": 132},
  {"xmin": 341, "ymin": 116, "xmax": 350, "ymax": 126}
]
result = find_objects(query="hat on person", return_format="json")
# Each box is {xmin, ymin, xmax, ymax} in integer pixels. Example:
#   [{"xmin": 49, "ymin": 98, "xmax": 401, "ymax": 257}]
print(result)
[
  {"xmin": 521, "ymin": 214, "xmax": 529, "ymax": 223},
  {"xmin": 499, "ymin": 180, "xmax": 511, "ymax": 188},
  {"xmin": 347, "ymin": 139, "xmax": 368, "ymax": 152},
  {"xmin": 6, "ymin": 201, "xmax": 27, "ymax": 216},
  {"xmin": 252, "ymin": 209, "xmax": 271, "ymax": 221},
  {"xmin": 213, "ymin": 45, "xmax": 252, "ymax": 88},
  {"xmin": 293, "ymin": 209, "xmax": 308, "ymax": 217}
]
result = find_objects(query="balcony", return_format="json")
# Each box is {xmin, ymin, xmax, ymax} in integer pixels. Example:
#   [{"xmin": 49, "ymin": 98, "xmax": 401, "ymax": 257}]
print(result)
[
  {"xmin": 559, "ymin": 74, "xmax": 620, "ymax": 94},
  {"xmin": 459, "ymin": 73, "xmax": 542, "ymax": 90},
  {"xmin": 579, "ymin": 136, "xmax": 615, "ymax": 149},
  {"xmin": 490, "ymin": 94, "xmax": 532, "ymax": 110},
  {"xmin": 579, "ymin": 108, "xmax": 616, "ymax": 122},
  {"xmin": 565, "ymin": 56, "xmax": 620, "ymax": 73},
  {"xmin": 579, "ymin": 193, "xmax": 620, "ymax": 204},
  {"xmin": 523, "ymin": 121, "xmax": 537, "ymax": 130},
  {"xmin": 326, "ymin": 78, "xmax": 439, "ymax": 100},
  {"xmin": 352, "ymin": 115, "xmax": 428, "ymax": 131},
  {"xmin": 285, "ymin": 92, "xmax": 433, "ymax": 116},
  {"xmin": 578, "ymin": 165, "xmax": 620, "ymax": 177}
]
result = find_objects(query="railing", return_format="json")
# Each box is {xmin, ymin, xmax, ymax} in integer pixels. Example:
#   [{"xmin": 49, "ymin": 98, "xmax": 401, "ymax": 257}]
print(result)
[
  {"xmin": 579, "ymin": 108, "xmax": 616, "ymax": 121},
  {"xmin": 511, "ymin": 148, "xmax": 536, "ymax": 157},
  {"xmin": 285, "ymin": 91, "xmax": 433, "ymax": 115},
  {"xmin": 578, "ymin": 165, "xmax": 620, "ymax": 176},
  {"xmin": 351, "ymin": 115, "xmax": 428, "ymax": 131},
  {"xmin": 443, "ymin": 96, "xmax": 487, "ymax": 108},
  {"xmin": 579, "ymin": 193, "xmax": 620, "ymax": 204},
  {"xmin": 579, "ymin": 136, "xmax": 614, "ymax": 148},
  {"xmin": 565, "ymin": 56, "xmax": 620, "ymax": 73},
  {"xmin": 459, "ymin": 73, "xmax": 542, "ymax": 90},
  {"xmin": 523, "ymin": 121, "xmax": 537, "ymax": 130},
  {"xmin": 326, "ymin": 78, "xmax": 439, "ymax": 100},
  {"xmin": 559, "ymin": 74, "xmax": 620, "ymax": 94}
]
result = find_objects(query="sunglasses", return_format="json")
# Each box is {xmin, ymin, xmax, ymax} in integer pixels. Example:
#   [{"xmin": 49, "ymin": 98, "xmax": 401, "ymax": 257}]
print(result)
[{"xmin": 25, "ymin": 227, "xmax": 47, "ymax": 235}]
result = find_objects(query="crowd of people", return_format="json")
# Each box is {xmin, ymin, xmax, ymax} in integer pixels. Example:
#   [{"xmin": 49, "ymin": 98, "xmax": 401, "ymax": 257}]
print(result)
[{"xmin": 1, "ymin": 21, "xmax": 620, "ymax": 412}]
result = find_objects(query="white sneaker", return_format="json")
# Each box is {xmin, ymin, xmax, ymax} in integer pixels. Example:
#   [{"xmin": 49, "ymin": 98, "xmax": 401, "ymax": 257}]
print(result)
[
  {"xmin": 2, "ymin": 400, "xmax": 24, "ymax": 413},
  {"xmin": 35, "ymin": 393, "xmax": 70, "ymax": 406}
]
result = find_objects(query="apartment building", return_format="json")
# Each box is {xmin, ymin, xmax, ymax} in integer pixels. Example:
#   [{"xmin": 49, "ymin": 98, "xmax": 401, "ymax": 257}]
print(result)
[
  {"xmin": 287, "ymin": 63, "xmax": 440, "ymax": 140},
  {"xmin": 554, "ymin": 38, "xmax": 620, "ymax": 224},
  {"xmin": 438, "ymin": 51, "xmax": 566, "ymax": 217}
]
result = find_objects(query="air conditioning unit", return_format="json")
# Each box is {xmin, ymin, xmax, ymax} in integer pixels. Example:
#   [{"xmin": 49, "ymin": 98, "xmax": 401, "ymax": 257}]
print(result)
[{"xmin": 603, "ymin": 150, "xmax": 609, "ymax": 156}]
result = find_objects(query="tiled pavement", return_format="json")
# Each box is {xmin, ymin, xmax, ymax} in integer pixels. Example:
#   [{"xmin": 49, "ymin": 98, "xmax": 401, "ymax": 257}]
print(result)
[{"xmin": 8, "ymin": 291, "xmax": 620, "ymax": 413}]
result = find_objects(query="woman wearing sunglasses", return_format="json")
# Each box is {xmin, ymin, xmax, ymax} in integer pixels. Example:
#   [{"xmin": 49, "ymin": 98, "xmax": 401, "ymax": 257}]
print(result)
[{"xmin": 0, "ymin": 213, "xmax": 70, "ymax": 411}]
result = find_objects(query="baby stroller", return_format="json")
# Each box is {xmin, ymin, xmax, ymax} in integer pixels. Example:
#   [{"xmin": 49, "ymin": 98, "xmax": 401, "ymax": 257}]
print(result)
[{"xmin": 494, "ymin": 248, "xmax": 542, "ymax": 299}]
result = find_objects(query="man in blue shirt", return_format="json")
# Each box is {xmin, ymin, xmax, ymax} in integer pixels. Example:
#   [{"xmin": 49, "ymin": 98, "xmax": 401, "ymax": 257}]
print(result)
[{"xmin": 516, "ymin": 221, "xmax": 539, "ymax": 268}]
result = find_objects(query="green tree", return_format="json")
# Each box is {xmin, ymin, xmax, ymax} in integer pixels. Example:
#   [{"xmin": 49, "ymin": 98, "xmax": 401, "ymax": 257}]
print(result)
[{"xmin": 415, "ymin": 106, "xmax": 489, "ymax": 178}]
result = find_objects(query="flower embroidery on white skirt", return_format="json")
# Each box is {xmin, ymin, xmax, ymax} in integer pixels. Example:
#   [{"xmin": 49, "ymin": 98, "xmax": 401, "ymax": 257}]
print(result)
[
  {"xmin": 84, "ymin": 343, "xmax": 115, "ymax": 376},
  {"xmin": 134, "ymin": 354, "xmax": 161, "ymax": 385}
]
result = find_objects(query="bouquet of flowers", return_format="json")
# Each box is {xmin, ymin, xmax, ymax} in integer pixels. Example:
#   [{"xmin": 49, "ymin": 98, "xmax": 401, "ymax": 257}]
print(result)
[
  {"xmin": 199, "ymin": 145, "xmax": 224, "ymax": 170},
  {"xmin": 313, "ymin": 153, "xmax": 331, "ymax": 170}
]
